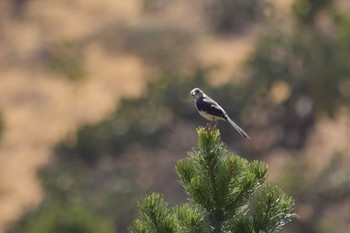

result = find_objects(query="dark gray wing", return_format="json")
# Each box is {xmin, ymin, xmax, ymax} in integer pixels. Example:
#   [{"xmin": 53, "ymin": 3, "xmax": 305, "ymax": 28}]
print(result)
[{"xmin": 196, "ymin": 96, "xmax": 227, "ymax": 119}]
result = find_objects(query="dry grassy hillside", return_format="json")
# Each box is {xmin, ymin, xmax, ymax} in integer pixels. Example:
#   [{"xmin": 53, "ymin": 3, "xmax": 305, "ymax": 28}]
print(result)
[
  {"xmin": 0, "ymin": 0, "xmax": 300, "ymax": 232},
  {"xmin": 0, "ymin": 1, "xmax": 146, "ymax": 231}
]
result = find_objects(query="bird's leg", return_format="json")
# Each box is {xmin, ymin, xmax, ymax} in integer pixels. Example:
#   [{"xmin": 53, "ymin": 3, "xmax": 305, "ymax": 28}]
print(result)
[
  {"xmin": 213, "ymin": 120, "xmax": 218, "ymax": 128},
  {"xmin": 205, "ymin": 122, "xmax": 211, "ymax": 130},
  {"xmin": 209, "ymin": 120, "xmax": 217, "ymax": 129}
]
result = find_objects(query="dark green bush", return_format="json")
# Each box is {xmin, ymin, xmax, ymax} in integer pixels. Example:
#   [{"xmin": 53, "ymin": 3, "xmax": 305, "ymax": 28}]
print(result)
[
  {"xmin": 203, "ymin": 0, "xmax": 269, "ymax": 34},
  {"xmin": 293, "ymin": 0, "xmax": 333, "ymax": 25},
  {"xmin": 47, "ymin": 40, "xmax": 87, "ymax": 81},
  {"xmin": 8, "ymin": 202, "xmax": 113, "ymax": 233}
]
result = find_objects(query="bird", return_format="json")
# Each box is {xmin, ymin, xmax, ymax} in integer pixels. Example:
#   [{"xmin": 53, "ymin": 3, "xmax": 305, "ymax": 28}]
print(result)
[{"xmin": 190, "ymin": 88, "xmax": 250, "ymax": 139}]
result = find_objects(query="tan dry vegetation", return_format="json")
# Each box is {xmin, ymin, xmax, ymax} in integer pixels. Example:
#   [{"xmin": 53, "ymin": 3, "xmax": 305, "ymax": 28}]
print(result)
[
  {"xmin": 0, "ymin": 57, "xmax": 146, "ymax": 230},
  {"xmin": 0, "ymin": 1, "xmax": 146, "ymax": 230}
]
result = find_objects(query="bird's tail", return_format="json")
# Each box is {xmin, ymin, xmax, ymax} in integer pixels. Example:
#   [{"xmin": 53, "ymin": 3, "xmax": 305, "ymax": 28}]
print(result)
[{"xmin": 225, "ymin": 116, "xmax": 251, "ymax": 140}]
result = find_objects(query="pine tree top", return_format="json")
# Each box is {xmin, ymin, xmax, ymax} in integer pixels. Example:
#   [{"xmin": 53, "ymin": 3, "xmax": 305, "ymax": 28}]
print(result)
[{"xmin": 129, "ymin": 127, "xmax": 296, "ymax": 233}]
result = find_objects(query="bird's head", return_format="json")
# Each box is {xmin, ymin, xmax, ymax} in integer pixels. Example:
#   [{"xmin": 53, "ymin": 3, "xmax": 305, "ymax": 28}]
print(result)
[{"xmin": 190, "ymin": 88, "xmax": 204, "ymax": 100}]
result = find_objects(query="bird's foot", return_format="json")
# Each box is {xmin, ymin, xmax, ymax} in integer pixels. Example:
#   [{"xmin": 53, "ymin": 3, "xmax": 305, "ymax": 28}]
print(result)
[
  {"xmin": 203, "ymin": 121, "xmax": 218, "ymax": 131},
  {"xmin": 205, "ymin": 123, "xmax": 211, "ymax": 130}
]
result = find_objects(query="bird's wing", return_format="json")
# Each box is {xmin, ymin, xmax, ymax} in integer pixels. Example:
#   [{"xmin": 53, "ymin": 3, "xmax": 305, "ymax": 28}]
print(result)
[{"xmin": 196, "ymin": 97, "xmax": 226, "ymax": 119}]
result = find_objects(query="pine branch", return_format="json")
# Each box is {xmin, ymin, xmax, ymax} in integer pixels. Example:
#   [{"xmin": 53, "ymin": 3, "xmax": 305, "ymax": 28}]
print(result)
[
  {"xmin": 253, "ymin": 186, "xmax": 297, "ymax": 233},
  {"xmin": 129, "ymin": 193, "xmax": 177, "ymax": 233},
  {"xmin": 173, "ymin": 204, "xmax": 208, "ymax": 233}
]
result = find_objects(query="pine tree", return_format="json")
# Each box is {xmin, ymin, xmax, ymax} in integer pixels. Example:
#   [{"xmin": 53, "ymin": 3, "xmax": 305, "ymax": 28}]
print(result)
[{"xmin": 129, "ymin": 127, "xmax": 296, "ymax": 233}]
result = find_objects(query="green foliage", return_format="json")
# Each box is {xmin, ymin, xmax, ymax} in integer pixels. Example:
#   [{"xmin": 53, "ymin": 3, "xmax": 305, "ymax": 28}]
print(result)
[
  {"xmin": 173, "ymin": 204, "xmax": 208, "ymax": 233},
  {"xmin": 203, "ymin": 0, "xmax": 269, "ymax": 34},
  {"xmin": 130, "ymin": 195, "xmax": 208, "ymax": 233},
  {"xmin": 8, "ymin": 202, "xmax": 113, "ymax": 233},
  {"xmin": 141, "ymin": 0, "xmax": 269, "ymax": 34},
  {"xmin": 129, "ymin": 128, "xmax": 296, "ymax": 233},
  {"xmin": 177, "ymin": 128, "xmax": 268, "ymax": 217},
  {"xmin": 35, "ymin": 159, "xmax": 142, "ymax": 232},
  {"xmin": 293, "ymin": 0, "xmax": 333, "ymax": 25},
  {"xmin": 47, "ymin": 40, "xmax": 87, "ymax": 81},
  {"xmin": 253, "ymin": 186, "xmax": 296, "ymax": 233},
  {"xmin": 248, "ymin": 9, "xmax": 350, "ymax": 115},
  {"xmin": 130, "ymin": 194, "xmax": 177, "ymax": 233}
]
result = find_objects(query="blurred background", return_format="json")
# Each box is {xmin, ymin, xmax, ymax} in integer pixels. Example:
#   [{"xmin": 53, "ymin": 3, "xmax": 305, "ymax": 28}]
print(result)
[{"xmin": 1, "ymin": 0, "xmax": 350, "ymax": 232}]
